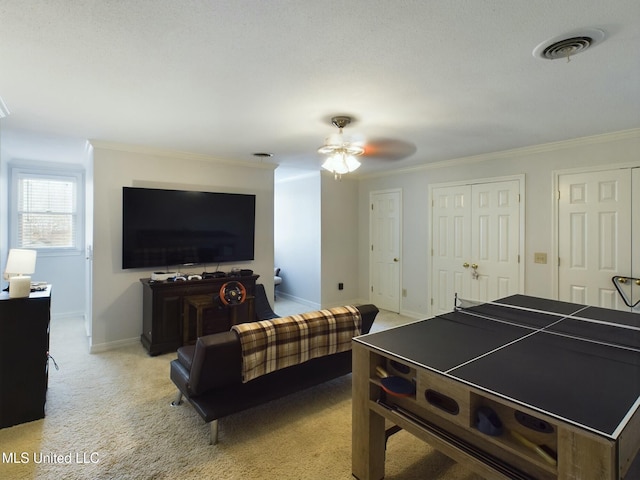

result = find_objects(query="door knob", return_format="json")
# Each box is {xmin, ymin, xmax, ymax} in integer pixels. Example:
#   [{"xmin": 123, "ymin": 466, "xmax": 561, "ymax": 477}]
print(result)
[
  {"xmin": 471, "ymin": 264, "xmax": 478, "ymax": 269},
  {"xmin": 463, "ymin": 262, "xmax": 469, "ymax": 268},
  {"xmin": 393, "ymin": 258, "xmax": 399, "ymax": 262}
]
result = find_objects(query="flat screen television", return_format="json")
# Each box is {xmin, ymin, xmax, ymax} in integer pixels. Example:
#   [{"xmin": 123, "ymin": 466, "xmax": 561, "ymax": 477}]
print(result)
[{"xmin": 122, "ymin": 187, "xmax": 256, "ymax": 269}]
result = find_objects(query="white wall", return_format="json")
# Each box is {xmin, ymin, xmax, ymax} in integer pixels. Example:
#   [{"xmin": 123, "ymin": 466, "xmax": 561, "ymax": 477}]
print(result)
[
  {"xmin": 91, "ymin": 143, "xmax": 275, "ymax": 352},
  {"xmin": 321, "ymin": 173, "xmax": 360, "ymax": 307},
  {"xmin": 274, "ymin": 170, "xmax": 361, "ymax": 309},
  {"xmin": 0, "ymin": 128, "xmax": 91, "ymax": 319},
  {"xmin": 0, "ymin": 122, "xmax": 8, "ymax": 277},
  {"xmin": 274, "ymin": 171, "xmax": 321, "ymax": 307},
  {"xmin": 358, "ymin": 129, "xmax": 640, "ymax": 318}
]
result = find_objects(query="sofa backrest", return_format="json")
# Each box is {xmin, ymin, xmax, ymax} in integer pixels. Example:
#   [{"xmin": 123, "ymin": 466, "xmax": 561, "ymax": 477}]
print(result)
[
  {"xmin": 188, "ymin": 304, "xmax": 378, "ymax": 395},
  {"xmin": 232, "ymin": 305, "xmax": 363, "ymax": 382}
]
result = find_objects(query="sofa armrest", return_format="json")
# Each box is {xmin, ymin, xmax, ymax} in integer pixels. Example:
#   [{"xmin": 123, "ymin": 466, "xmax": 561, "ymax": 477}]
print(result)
[
  {"xmin": 356, "ymin": 304, "xmax": 379, "ymax": 334},
  {"xmin": 188, "ymin": 331, "xmax": 242, "ymax": 395}
]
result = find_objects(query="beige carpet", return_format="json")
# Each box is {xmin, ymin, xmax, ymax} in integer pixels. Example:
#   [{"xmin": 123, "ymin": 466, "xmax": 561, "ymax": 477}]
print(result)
[{"xmin": 0, "ymin": 312, "xmax": 482, "ymax": 480}]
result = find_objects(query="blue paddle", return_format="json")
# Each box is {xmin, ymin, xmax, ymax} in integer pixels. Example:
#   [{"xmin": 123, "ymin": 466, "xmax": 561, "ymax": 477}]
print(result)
[{"xmin": 376, "ymin": 366, "xmax": 415, "ymax": 397}]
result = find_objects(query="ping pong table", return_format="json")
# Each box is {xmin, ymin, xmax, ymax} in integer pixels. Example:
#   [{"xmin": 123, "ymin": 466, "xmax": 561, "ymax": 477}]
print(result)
[{"xmin": 352, "ymin": 294, "xmax": 640, "ymax": 480}]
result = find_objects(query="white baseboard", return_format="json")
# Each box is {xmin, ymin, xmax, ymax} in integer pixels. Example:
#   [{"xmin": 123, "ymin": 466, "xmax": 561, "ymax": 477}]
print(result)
[
  {"xmin": 89, "ymin": 336, "xmax": 139, "ymax": 354},
  {"xmin": 276, "ymin": 291, "xmax": 321, "ymax": 310},
  {"xmin": 399, "ymin": 308, "xmax": 429, "ymax": 319},
  {"xmin": 277, "ymin": 292, "xmax": 375, "ymax": 310},
  {"xmin": 323, "ymin": 298, "xmax": 367, "ymax": 309},
  {"xmin": 51, "ymin": 311, "xmax": 85, "ymax": 322}
]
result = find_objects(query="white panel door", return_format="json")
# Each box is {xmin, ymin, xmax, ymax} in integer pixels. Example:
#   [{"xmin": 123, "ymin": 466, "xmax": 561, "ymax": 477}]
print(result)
[
  {"xmin": 370, "ymin": 190, "xmax": 401, "ymax": 313},
  {"xmin": 431, "ymin": 185, "xmax": 472, "ymax": 314},
  {"xmin": 470, "ymin": 181, "xmax": 521, "ymax": 302},
  {"xmin": 558, "ymin": 169, "xmax": 632, "ymax": 310},
  {"xmin": 431, "ymin": 180, "xmax": 521, "ymax": 312},
  {"xmin": 632, "ymin": 168, "xmax": 639, "ymax": 313}
]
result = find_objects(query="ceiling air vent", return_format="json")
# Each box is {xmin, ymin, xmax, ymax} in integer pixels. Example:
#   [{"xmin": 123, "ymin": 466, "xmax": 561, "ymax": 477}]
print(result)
[{"xmin": 533, "ymin": 28, "xmax": 605, "ymax": 61}]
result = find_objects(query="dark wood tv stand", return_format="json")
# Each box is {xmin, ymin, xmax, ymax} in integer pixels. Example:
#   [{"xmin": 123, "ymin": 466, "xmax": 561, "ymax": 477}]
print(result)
[{"xmin": 140, "ymin": 275, "xmax": 258, "ymax": 356}]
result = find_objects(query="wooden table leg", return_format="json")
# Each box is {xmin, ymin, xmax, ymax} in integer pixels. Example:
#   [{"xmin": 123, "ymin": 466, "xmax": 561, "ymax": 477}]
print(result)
[{"xmin": 352, "ymin": 343, "xmax": 386, "ymax": 480}]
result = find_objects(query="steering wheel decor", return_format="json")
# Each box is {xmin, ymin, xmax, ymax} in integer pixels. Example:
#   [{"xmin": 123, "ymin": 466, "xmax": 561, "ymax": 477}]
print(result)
[{"xmin": 219, "ymin": 281, "xmax": 247, "ymax": 306}]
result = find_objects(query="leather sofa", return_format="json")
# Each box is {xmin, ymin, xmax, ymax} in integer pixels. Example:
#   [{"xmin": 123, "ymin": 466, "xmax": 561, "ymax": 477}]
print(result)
[{"xmin": 169, "ymin": 303, "xmax": 379, "ymax": 444}]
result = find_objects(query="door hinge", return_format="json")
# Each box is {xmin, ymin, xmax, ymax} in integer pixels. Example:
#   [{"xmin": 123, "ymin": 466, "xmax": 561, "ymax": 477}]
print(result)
[
  {"xmin": 518, "ymin": 254, "xmax": 520, "ymax": 263},
  {"xmin": 431, "ymin": 298, "xmax": 433, "ymax": 305},
  {"xmin": 371, "ymin": 286, "xmax": 374, "ymax": 292},
  {"xmin": 371, "ymin": 244, "xmax": 374, "ymax": 251},
  {"xmin": 371, "ymin": 203, "xmax": 374, "ymax": 210}
]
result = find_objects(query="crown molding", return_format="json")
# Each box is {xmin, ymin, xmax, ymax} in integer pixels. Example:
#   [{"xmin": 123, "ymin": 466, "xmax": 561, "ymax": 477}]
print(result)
[
  {"xmin": 275, "ymin": 170, "xmax": 319, "ymax": 184},
  {"xmin": 361, "ymin": 128, "xmax": 640, "ymax": 180},
  {"xmin": 89, "ymin": 140, "xmax": 277, "ymax": 171}
]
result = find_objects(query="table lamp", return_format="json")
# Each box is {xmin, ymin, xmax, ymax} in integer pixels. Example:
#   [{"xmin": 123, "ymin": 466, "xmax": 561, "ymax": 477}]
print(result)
[{"xmin": 3, "ymin": 249, "xmax": 37, "ymax": 298}]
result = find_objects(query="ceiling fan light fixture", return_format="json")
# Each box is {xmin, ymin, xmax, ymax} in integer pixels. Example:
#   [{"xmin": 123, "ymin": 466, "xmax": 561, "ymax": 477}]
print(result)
[
  {"xmin": 321, "ymin": 152, "xmax": 361, "ymax": 178},
  {"xmin": 318, "ymin": 141, "xmax": 365, "ymax": 157},
  {"xmin": 318, "ymin": 115, "xmax": 364, "ymax": 179}
]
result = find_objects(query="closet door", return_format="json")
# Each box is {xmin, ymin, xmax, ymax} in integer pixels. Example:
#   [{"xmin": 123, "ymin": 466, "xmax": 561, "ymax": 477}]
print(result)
[
  {"xmin": 431, "ymin": 185, "xmax": 472, "ymax": 314},
  {"xmin": 469, "ymin": 181, "xmax": 521, "ymax": 302},
  {"xmin": 431, "ymin": 179, "xmax": 521, "ymax": 313},
  {"xmin": 558, "ymin": 168, "xmax": 632, "ymax": 310}
]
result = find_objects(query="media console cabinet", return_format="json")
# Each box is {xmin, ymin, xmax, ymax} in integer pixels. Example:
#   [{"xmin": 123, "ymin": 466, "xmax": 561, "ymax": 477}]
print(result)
[
  {"xmin": 140, "ymin": 275, "xmax": 258, "ymax": 355},
  {"xmin": 0, "ymin": 286, "xmax": 51, "ymax": 428}
]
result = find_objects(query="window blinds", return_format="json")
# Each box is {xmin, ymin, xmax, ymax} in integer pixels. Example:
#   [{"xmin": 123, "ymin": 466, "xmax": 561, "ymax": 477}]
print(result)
[{"xmin": 17, "ymin": 175, "xmax": 77, "ymax": 249}]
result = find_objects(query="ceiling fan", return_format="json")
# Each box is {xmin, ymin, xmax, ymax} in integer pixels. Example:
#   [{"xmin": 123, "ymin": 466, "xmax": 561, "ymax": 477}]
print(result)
[
  {"xmin": 317, "ymin": 115, "xmax": 416, "ymax": 179},
  {"xmin": 317, "ymin": 116, "xmax": 364, "ymax": 179}
]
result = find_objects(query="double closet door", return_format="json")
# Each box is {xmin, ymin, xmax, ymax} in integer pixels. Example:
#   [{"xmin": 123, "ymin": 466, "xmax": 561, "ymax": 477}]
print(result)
[
  {"xmin": 558, "ymin": 167, "xmax": 639, "ymax": 312},
  {"xmin": 431, "ymin": 179, "xmax": 522, "ymax": 315}
]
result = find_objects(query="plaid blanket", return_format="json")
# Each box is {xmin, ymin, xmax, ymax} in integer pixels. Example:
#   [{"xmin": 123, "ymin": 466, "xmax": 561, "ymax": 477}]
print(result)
[{"xmin": 231, "ymin": 305, "xmax": 362, "ymax": 383}]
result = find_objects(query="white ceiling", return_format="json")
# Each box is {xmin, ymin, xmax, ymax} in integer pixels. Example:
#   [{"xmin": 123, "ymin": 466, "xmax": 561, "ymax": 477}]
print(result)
[{"xmin": 1, "ymin": 1, "xmax": 639, "ymax": 175}]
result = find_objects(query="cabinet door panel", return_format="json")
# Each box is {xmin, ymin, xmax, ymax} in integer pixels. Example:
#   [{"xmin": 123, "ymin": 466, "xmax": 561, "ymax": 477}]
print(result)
[
  {"xmin": 0, "ymin": 291, "xmax": 51, "ymax": 427},
  {"xmin": 156, "ymin": 294, "xmax": 182, "ymax": 344}
]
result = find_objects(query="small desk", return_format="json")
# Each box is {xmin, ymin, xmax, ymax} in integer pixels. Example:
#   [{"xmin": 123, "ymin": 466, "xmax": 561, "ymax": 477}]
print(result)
[
  {"xmin": 183, "ymin": 295, "xmax": 216, "ymax": 344},
  {"xmin": 183, "ymin": 294, "xmax": 255, "ymax": 344}
]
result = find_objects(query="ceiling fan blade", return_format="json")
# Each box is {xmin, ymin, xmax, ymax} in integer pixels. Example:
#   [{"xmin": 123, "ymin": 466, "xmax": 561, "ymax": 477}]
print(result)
[{"xmin": 363, "ymin": 138, "xmax": 417, "ymax": 161}]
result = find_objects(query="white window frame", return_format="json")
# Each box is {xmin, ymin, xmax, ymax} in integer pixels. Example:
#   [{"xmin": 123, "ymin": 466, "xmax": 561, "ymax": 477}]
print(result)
[{"xmin": 9, "ymin": 164, "xmax": 85, "ymax": 256}]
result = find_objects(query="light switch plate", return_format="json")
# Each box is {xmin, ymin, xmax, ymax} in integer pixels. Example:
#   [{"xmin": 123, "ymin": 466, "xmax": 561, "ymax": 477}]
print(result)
[{"xmin": 534, "ymin": 252, "xmax": 547, "ymax": 264}]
